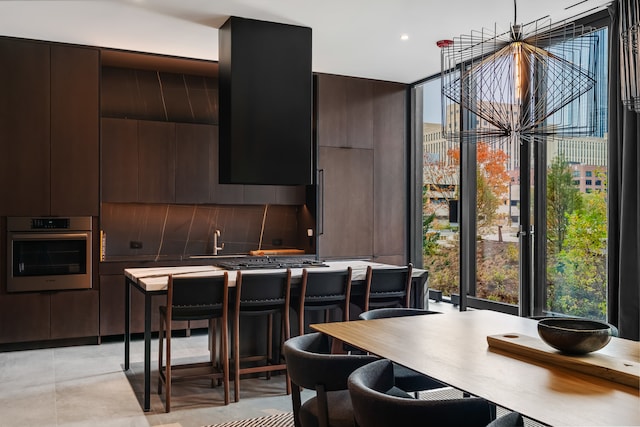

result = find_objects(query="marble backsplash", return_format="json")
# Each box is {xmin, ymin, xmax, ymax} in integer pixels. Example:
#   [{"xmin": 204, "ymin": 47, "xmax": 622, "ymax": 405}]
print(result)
[{"xmin": 100, "ymin": 202, "xmax": 311, "ymax": 258}]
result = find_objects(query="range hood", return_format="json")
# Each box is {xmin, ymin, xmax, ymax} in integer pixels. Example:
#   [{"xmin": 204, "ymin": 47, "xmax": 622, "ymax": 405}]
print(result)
[{"xmin": 218, "ymin": 16, "xmax": 313, "ymax": 186}]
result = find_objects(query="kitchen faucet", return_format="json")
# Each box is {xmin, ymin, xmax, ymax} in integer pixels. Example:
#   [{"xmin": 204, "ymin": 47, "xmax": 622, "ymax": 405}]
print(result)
[{"xmin": 212, "ymin": 229, "xmax": 224, "ymax": 255}]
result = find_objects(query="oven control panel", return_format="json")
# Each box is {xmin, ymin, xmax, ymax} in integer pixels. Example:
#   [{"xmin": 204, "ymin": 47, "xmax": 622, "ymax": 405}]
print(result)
[
  {"xmin": 8, "ymin": 216, "xmax": 92, "ymax": 232},
  {"xmin": 31, "ymin": 218, "xmax": 70, "ymax": 229}
]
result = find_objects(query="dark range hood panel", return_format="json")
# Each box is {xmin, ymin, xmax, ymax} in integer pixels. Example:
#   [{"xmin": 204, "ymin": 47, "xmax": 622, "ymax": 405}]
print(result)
[{"xmin": 218, "ymin": 16, "xmax": 313, "ymax": 186}]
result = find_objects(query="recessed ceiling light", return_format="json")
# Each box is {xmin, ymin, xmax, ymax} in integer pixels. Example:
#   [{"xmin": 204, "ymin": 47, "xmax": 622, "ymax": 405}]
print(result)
[{"xmin": 400, "ymin": 34, "xmax": 409, "ymax": 41}]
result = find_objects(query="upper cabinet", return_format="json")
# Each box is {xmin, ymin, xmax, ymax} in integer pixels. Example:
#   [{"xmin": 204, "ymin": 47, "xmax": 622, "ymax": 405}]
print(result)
[
  {"xmin": 100, "ymin": 65, "xmax": 218, "ymax": 125},
  {"xmin": 218, "ymin": 17, "xmax": 313, "ymax": 186},
  {"xmin": 0, "ymin": 38, "xmax": 99, "ymax": 216},
  {"xmin": 317, "ymin": 76, "xmax": 374, "ymax": 149},
  {"xmin": 50, "ymin": 44, "xmax": 100, "ymax": 216}
]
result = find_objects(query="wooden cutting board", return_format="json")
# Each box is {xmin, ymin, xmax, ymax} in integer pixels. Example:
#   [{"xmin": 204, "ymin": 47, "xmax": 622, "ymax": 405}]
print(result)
[
  {"xmin": 248, "ymin": 249, "xmax": 305, "ymax": 256},
  {"xmin": 487, "ymin": 333, "xmax": 640, "ymax": 388}
]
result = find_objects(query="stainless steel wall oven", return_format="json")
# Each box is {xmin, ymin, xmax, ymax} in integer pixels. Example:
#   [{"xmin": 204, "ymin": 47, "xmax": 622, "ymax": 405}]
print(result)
[{"xmin": 7, "ymin": 217, "xmax": 92, "ymax": 292}]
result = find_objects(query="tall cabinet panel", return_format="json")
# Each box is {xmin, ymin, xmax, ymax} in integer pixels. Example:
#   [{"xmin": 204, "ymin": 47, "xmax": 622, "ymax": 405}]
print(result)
[
  {"xmin": 373, "ymin": 82, "xmax": 407, "ymax": 264},
  {"xmin": 316, "ymin": 74, "xmax": 408, "ymax": 262},
  {"xmin": 318, "ymin": 147, "xmax": 374, "ymax": 258},
  {"xmin": 0, "ymin": 38, "xmax": 99, "ymax": 217},
  {"xmin": 0, "ymin": 38, "xmax": 51, "ymax": 216},
  {"xmin": 50, "ymin": 44, "xmax": 100, "ymax": 216}
]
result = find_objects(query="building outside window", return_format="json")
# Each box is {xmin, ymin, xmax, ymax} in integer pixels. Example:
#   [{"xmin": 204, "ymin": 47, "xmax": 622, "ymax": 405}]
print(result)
[{"xmin": 414, "ymin": 19, "xmax": 609, "ymax": 321}]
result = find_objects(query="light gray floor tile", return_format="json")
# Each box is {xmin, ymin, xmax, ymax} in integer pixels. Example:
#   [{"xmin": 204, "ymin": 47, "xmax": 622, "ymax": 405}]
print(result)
[{"xmin": 0, "ymin": 332, "xmax": 301, "ymax": 427}]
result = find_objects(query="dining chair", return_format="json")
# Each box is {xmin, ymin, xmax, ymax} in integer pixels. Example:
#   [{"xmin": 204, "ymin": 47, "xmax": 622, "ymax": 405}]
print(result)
[
  {"xmin": 157, "ymin": 273, "xmax": 230, "ymax": 412},
  {"xmin": 294, "ymin": 267, "xmax": 353, "ymax": 336},
  {"xmin": 361, "ymin": 264, "xmax": 413, "ymax": 312},
  {"xmin": 283, "ymin": 332, "xmax": 382, "ymax": 427},
  {"xmin": 348, "ymin": 359, "xmax": 525, "ymax": 427},
  {"xmin": 232, "ymin": 270, "xmax": 292, "ymax": 402},
  {"xmin": 358, "ymin": 308, "xmax": 446, "ymax": 395}
]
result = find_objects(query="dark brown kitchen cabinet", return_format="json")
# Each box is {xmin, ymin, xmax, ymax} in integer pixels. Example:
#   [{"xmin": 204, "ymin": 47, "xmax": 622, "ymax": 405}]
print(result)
[
  {"xmin": 103, "ymin": 119, "xmax": 220, "ymax": 204},
  {"xmin": 315, "ymin": 74, "xmax": 407, "ymax": 261},
  {"xmin": 175, "ymin": 123, "xmax": 214, "ymax": 203},
  {"xmin": 50, "ymin": 44, "xmax": 100, "ymax": 216},
  {"xmin": 50, "ymin": 290, "xmax": 99, "ymax": 339},
  {"xmin": 0, "ymin": 38, "xmax": 51, "ymax": 216},
  {"xmin": 138, "ymin": 121, "xmax": 176, "ymax": 203},
  {"xmin": 0, "ymin": 37, "xmax": 99, "ymax": 217},
  {"xmin": 0, "ymin": 290, "xmax": 98, "ymax": 344},
  {"xmin": 372, "ymin": 81, "xmax": 407, "ymax": 264},
  {"xmin": 318, "ymin": 147, "xmax": 374, "ymax": 258},
  {"xmin": 99, "ymin": 274, "xmax": 152, "ymax": 336},
  {"xmin": 317, "ymin": 75, "xmax": 374, "ymax": 149},
  {"xmin": 0, "ymin": 293, "xmax": 50, "ymax": 344},
  {"xmin": 101, "ymin": 118, "xmax": 139, "ymax": 202}
]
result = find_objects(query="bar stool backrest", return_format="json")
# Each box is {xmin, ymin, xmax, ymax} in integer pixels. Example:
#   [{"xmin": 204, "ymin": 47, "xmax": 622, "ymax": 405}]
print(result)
[
  {"xmin": 235, "ymin": 270, "xmax": 291, "ymax": 313},
  {"xmin": 169, "ymin": 274, "xmax": 228, "ymax": 320},
  {"xmin": 364, "ymin": 264, "xmax": 413, "ymax": 311}
]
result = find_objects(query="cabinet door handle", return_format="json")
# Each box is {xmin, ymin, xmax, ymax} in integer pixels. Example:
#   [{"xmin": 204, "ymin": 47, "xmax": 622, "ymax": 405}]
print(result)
[{"xmin": 318, "ymin": 169, "xmax": 324, "ymax": 236}]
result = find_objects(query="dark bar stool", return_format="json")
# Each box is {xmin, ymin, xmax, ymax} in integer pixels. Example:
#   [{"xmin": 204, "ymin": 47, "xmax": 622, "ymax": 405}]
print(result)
[
  {"xmin": 362, "ymin": 263, "xmax": 413, "ymax": 312},
  {"xmin": 295, "ymin": 267, "xmax": 352, "ymax": 335},
  {"xmin": 232, "ymin": 269, "xmax": 292, "ymax": 402},
  {"xmin": 158, "ymin": 273, "xmax": 230, "ymax": 412}
]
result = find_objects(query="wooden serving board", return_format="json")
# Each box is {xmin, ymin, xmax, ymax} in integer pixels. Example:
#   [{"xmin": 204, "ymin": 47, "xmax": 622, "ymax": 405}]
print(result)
[
  {"xmin": 249, "ymin": 249, "xmax": 305, "ymax": 256},
  {"xmin": 487, "ymin": 333, "xmax": 640, "ymax": 388}
]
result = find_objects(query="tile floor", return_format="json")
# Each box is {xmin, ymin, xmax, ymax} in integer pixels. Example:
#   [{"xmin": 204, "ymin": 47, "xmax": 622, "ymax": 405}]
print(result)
[
  {"xmin": 0, "ymin": 302, "xmax": 459, "ymax": 427},
  {"xmin": 0, "ymin": 330, "xmax": 306, "ymax": 427}
]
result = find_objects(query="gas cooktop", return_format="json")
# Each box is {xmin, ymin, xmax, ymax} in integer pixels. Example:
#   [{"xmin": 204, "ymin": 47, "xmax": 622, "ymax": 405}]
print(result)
[{"xmin": 214, "ymin": 256, "xmax": 328, "ymax": 270}]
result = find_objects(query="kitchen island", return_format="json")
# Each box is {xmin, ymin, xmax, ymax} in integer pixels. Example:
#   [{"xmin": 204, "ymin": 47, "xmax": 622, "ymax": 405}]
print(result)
[{"xmin": 123, "ymin": 260, "xmax": 428, "ymax": 411}]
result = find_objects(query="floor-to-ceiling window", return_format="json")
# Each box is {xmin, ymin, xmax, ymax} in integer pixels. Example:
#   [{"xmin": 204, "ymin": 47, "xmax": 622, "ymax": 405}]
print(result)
[{"xmin": 415, "ymin": 15, "xmax": 610, "ymax": 320}]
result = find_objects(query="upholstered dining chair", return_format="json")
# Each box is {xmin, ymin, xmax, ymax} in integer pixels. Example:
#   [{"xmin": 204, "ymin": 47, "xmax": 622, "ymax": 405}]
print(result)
[
  {"xmin": 358, "ymin": 307, "xmax": 446, "ymax": 395},
  {"xmin": 361, "ymin": 264, "xmax": 413, "ymax": 312},
  {"xmin": 232, "ymin": 269, "xmax": 292, "ymax": 402},
  {"xmin": 294, "ymin": 267, "xmax": 353, "ymax": 336},
  {"xmin": 348, "ymin": 359, "xmax": 525, "ymax": 427},
  {"xmin": 283, "ymin": 332, "xmax": 382, "ymax": 427},
  {"xmin": 158, "ymin": 273, "xmax": 230, "ymax": 412}
]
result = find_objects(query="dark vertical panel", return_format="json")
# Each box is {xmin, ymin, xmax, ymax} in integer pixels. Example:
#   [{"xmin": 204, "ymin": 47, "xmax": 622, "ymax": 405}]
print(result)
[
  {"xmin": 219, "ymin": 17, "xmax": 312, "ymax": 185},
  {"xmin": 318, "ymin": 146, "xmax": 374, "ymax": 258},
  {"xmin": 373, "ymin": 82, "xmax": 408, "ymax": 260},
  {"xmin": 101, "ymin": 118, "xmax": 139, "ymax": 202},
  {"xmin": 50, "ymin": 44, "xmax": 100, "ymax": 216},
  {"xmin": 0, "ymin": 38, "xmax": 50, "ymax": 216},
  {"xmin": 138, "ymin": 121, "xmax": 175, "ymax": 203},
  {"xmin": 175, "ymin": 123, "xmax": 213, "ymax": 203},
  {"xmin": 317, "ymin": 75, "xmax": 348, "ymax": 148}
]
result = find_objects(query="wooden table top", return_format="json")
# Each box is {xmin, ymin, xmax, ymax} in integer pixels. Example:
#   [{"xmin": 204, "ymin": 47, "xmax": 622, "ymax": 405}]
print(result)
[
  {"xmin": 124, "ymin": 260, "xmax": 426, "ymax": 292},
  {"xmin": 311, "ymin": 310, "xmax": 640, "ymax": 427}
]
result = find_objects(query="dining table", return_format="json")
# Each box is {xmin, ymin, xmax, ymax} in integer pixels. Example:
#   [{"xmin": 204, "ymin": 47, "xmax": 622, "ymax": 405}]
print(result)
[
  {"xmin": 122, "ymin": 260, "xmax": 428, "ymax": 411},
  {"xmin": 311, "ymin": 310, "xmax": 640, "ymax": 427}
]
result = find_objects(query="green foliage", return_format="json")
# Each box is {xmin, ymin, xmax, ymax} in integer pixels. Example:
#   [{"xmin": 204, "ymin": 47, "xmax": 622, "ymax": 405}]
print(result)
[
  {"xmin": 424, "ymin": 244, "xmax": 459, "ymax": 297},
  {"xmin": 476, "ymin": 170, "xmax": 499, "ymax": 230},
  {"xmin": 547, "ymin": 190, "xmax": 607, "ymax": 320},
  {"xmin": 546, "ymin": 156, "xmax": 582, "ymax": 257},
  {"xmin": 422, "ymin": 212, "xmax": 440, "ymax": 256}
]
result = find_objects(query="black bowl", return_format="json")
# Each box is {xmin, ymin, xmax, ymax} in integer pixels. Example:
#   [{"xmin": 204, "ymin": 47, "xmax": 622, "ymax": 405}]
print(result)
[{"xmin": 537, "ymin": 318, "xmax": 612, "ymax": 355}]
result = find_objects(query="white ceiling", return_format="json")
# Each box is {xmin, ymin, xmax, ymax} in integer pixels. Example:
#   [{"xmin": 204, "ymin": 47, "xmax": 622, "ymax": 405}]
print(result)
[{"xmin": 0, "ymin": 0, "xmax": 611, "ymax": 83}]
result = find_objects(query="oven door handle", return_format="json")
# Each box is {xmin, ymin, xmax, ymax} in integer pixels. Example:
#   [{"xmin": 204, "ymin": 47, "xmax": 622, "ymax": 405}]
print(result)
[{"xmin": 10, "ymin": 232, "xmax": 90, "ymax": 240}]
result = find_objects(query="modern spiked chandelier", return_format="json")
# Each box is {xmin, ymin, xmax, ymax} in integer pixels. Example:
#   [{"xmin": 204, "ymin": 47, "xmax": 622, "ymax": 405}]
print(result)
[{"xmin": 440, "ymin": 1, "xmax": 601, "ymax": 144}]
